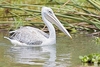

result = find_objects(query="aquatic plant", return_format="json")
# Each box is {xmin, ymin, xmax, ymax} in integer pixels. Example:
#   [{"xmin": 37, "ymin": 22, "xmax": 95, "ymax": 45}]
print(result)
[
  {"xmin": 94, "ymin": 37, "xmax": 100, "ymax": 45},
  {"xmin": 79, "ymin": 53, "xmax": 100, "ymax": 64}
]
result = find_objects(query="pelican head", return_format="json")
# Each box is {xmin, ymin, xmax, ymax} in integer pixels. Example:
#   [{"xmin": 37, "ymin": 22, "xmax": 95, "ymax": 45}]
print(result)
[{"xmin": 41, "ymin": 7, "xmax": 72, "ymax": 38}]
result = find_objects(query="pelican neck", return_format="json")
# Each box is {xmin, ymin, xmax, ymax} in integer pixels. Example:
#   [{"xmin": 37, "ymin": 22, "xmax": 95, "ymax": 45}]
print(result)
[{"xmin": 42, "ymin": 14, "xmax": 56, "ymax": 40}]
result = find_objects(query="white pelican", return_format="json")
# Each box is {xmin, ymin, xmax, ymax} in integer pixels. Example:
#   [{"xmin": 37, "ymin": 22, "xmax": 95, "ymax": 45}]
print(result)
[{"xmin": 4, "ymin": 7, "xmax": 72, "ymax": 46}]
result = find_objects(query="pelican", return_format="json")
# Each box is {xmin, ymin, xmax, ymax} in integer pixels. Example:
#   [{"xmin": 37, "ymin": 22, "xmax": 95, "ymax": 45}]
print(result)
[{"xmin": 4, "ymin": 7, "xmax": 72, "ymax": 46}]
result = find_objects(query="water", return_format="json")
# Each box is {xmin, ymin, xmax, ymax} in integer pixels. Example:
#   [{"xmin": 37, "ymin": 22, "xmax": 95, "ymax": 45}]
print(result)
[{"xmin": 0, "ymin": 32, "xmax": 100, "ymax": 67}]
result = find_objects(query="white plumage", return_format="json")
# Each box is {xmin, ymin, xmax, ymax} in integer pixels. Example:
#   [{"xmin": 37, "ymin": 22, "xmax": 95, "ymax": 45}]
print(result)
[{"xmin": 4, "ymin": 7, "xmax": 72, "ymax": 46}]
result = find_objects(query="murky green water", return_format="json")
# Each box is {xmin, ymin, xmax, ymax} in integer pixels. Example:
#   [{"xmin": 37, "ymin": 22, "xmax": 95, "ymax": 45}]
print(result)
[{"xmin": 0, "ymin": 32, "xmax": 100, "ymax": 67}]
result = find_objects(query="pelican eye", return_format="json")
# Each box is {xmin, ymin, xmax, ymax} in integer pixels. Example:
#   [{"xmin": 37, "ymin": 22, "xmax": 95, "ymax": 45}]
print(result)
[{"xmin": 48, "ymin": 10, "xmax": 52, "ymax": 14}]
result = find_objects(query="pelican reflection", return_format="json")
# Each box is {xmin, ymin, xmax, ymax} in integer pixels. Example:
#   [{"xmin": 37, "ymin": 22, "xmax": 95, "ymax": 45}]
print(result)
[{"xmin": 5, "ymin": 45, "xmax": 56, "ymax": 67}]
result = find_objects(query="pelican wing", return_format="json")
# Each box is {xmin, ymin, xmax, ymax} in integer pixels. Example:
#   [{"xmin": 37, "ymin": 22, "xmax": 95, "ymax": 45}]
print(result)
[{"xmin": 9, "ymin": 26, "xmax": 49, "ymax": 45}]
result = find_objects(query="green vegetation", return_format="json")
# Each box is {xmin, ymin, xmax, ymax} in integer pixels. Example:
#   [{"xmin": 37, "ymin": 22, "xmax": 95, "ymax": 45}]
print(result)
[
  {"xmin": 0, "ymin": 0, "xmax": 100, "ymax": 32},
  {"xmin": 79, "ymin": 53, "xmax": 100, "ymax": 64},
  {"xmin": 0, "ymin": 0, "xmax": 100, "ymax": 66}
]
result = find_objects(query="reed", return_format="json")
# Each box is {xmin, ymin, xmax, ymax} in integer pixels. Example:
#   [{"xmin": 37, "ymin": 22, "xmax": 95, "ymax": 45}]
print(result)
[{"xmin": 0, "ymin": 0, "xmax": 100, "ymax": 31}]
